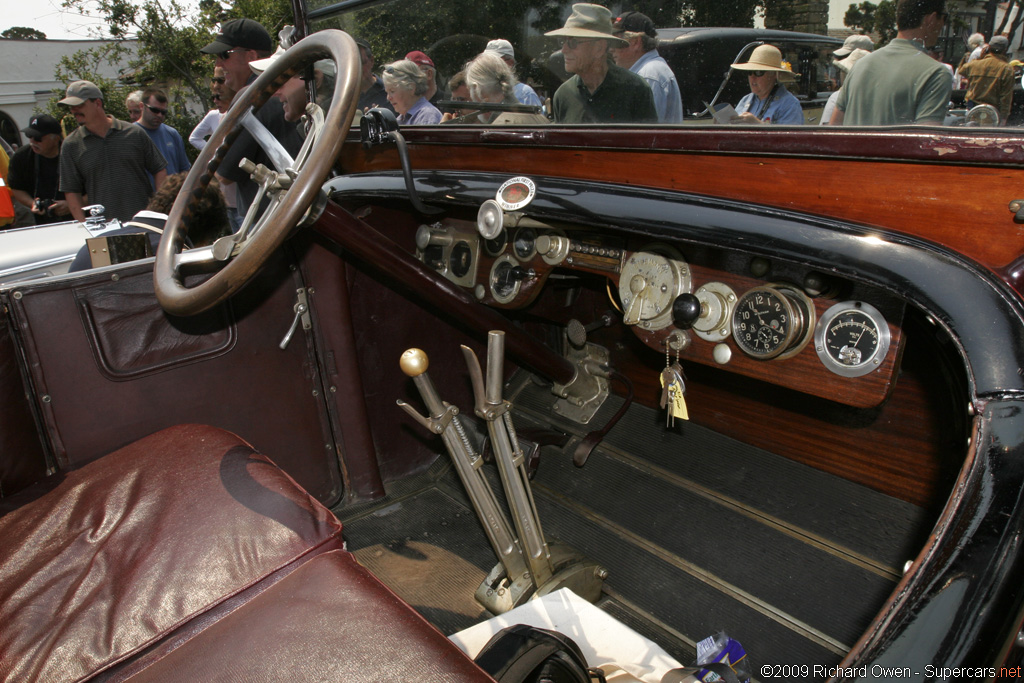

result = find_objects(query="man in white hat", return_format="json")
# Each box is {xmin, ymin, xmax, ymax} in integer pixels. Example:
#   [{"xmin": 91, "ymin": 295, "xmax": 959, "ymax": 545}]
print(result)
[
  {"xmin": 545, "ymin": 3, "xmax": 657, "ymax": 123},
  {"xmin": 830, "ymin": 0, "xmax": 951, "ymax": 125},
  {"xmin": 58, "ymin": 80, "xmax": 168, "ymax": 223},
  {"xmin": 834, "ymin": 34, "xmax": 875, "ymax": 60},
  {"xmin": 483, "ymin": 39, "xmax": 544, "ymax": 108},
  {"xmin": 821, "ymin": 48, "xmax": 871, "ymax": 124},
  {"xmin": 828, "ymin": 34, "xmax": 874, "ymax": 89},
  {"xmin": 729, "ymin": 45, "xmax": 804, "ymax": 124}
]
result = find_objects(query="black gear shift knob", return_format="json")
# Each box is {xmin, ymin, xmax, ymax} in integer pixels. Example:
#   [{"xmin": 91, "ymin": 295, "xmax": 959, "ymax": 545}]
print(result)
[{"xmin": 672, "ymin": 293, "xmax": 702, "ymax": 330}]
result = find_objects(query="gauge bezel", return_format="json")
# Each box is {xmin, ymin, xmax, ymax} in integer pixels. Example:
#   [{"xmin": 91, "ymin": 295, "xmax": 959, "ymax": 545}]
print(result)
[
  {"xmin": 617, "ymin": 246, "xmax": 691, "ymax": 331},
  {"xmin": 512, "ymin": 227, "xmax": 537, "ymax": 262},
  {"xmin": 692, "ymin": 282, "xmax": 737, "ymax": 342},
  {"xmin": 490, "ymin": 254, "xmax": 522, "ymax": 304},
  {"xmin": 814, "ymin": 301, "xmax": 891, "ymax": 377},
  {"xmin": 484, "ymin": 231, "xmax": 507, "ymax": 257},
  {"xmin": 731, "ymin": 285, "xmax": 812, "ymax": 360}
]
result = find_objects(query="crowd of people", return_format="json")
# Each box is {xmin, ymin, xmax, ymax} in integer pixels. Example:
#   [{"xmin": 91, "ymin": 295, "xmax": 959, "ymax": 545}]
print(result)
[{"xmin": 2, "ymin": 0, "xmax": 1019, "ymax": 239}]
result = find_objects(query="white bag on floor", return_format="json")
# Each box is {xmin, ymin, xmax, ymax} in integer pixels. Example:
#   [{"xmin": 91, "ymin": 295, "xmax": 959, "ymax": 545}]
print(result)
[{"xmin": 449, "ymin": 588, "xmax": 684, "ymax": 683}]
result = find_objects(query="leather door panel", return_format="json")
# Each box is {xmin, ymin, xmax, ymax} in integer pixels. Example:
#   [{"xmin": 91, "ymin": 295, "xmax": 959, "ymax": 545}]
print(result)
[{"xmin": 6, "ymin": 253, "xmax": 343, "ymax": 505}]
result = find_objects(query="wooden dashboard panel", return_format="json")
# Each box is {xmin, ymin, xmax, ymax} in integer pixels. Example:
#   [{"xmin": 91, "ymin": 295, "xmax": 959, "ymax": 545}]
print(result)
[{"xmin": 421, "ymin": 218, "xmax": 902, "ymax": 409}]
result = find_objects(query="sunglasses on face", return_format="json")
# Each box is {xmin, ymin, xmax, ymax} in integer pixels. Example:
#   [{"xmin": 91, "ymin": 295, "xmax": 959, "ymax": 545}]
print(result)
[
  {"xmin": 215, "ymin": 47, "xmax": 246, "ymax": 61},
  {"xmin": 749, "ymin": 70, "xmax": 768, "ymax": 77},
  {"xmin": 29, "ymin": 136, "xmax": 43, "ymax": 143},
  {"xmin": 210, "ymin": 77, "xmax": 225, "ymax": 84},
  {"xmin": 146, "ymin": 104, "xmax": 168, "ymax": 115},
  {"xmin": 560, "ymin": 37, "xmax": 598, "ymax": 49}
]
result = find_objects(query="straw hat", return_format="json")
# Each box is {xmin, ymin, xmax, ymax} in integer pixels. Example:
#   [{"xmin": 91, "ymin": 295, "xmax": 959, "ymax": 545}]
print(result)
[
  {"xmin": 731, "ymin": 44, "xmax": 799, "ymax": 82},
  {"xmin": 545, "ymin": 4, "xmax": 629, "ymax": 47}
]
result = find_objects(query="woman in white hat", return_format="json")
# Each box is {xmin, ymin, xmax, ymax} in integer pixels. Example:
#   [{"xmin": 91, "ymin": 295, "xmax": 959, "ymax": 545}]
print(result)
[{"xmin": 730, "ymin": 44, "xmax": 804, "ymax": 125}]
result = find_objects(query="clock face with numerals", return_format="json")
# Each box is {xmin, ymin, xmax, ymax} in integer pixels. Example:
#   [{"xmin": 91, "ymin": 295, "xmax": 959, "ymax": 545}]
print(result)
[{"xmin": 732, "ymin": 286, "xmax": 803, "ymax": 359}]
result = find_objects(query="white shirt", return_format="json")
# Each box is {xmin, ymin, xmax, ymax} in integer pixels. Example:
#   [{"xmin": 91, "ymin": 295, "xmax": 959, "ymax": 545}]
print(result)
[{"xmin": 189, "ymin": 109, "xmax": 222, "ymax": 151}]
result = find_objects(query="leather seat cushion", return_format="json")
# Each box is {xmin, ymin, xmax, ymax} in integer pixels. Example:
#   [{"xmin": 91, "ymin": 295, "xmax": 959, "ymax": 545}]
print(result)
[
  {"xmin": 0, "ymin": 424, "xmax": 344, "ymax": 683},
  {"xmin": 117, "ymin": 549, "xmax": 494, "ymax": 682}
]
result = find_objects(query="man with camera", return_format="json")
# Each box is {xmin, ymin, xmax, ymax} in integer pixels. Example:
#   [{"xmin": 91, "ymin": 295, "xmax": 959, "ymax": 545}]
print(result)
[{"xmin": 9, "ymin": 115, "xmax": 70, "ymax": 225}]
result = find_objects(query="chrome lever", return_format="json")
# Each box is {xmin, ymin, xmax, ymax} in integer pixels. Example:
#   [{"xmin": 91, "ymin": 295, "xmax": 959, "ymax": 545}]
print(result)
[{"xmin": 279, "ymin": 289, "xmax": 311, "ymax": 350}]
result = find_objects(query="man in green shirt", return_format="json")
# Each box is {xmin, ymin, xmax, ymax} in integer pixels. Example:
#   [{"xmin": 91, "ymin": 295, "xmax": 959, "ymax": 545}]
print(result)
[
  {"xmin": 831, "ymin": 0, "xmax": 952, "ymax": 126},
  {"xmin": 546, "ymin": 3, "xmax": 657, "ymax": 124}
]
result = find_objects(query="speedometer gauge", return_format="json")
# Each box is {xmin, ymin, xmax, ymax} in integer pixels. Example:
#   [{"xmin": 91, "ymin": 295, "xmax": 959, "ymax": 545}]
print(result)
[{"xmin": 814, "ymin": 301, "xmax": 891, "ymax": 377}]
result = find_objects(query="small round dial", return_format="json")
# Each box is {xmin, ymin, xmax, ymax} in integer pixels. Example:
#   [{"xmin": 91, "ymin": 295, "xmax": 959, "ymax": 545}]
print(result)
[
  {"xmin": 814, "ymin": 301, "xmax": 891, "ymax": 377},
  {"xmin": 513, "ymin": 227, "xmax": 537, "ymax": 261},
  {"xmin": 618, "ymin": 250, "xmax": 691, "ymax": 329},
  {"xmin": 484, "ymin": 231, "xmax": 507, "ymax": 257},
  {"xmin": 732, "ymin": 285, "xmax": 809, "ymax": 359}
]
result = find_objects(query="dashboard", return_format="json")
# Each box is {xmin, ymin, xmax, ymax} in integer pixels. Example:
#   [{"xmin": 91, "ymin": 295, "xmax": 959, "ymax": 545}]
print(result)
[{"xmin": 415, "ymin": 209, "xmax": 904, "ymax": 410}]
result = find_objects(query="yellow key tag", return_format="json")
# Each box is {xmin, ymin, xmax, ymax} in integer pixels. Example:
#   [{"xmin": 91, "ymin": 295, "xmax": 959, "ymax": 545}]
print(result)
[{"xmin": 669, "ymin": 382, "xmax": 689, "ymax": 421}]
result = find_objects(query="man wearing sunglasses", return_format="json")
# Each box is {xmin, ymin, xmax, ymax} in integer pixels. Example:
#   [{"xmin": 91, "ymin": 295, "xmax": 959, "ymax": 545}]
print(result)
[
  {"xmin": 8, "ymin": 115, "xmax": 70, "ymax": 225},
  {"xmin": 545, "ymin": 3, "xmax": 657, "ymax": 124},
  {"xmin": 136, "ymin": 88, "xmax": 191, "ymax": 181},
  {"xmin": 200, "ymin": 18, "xmax": 300, "ymax": 223}
]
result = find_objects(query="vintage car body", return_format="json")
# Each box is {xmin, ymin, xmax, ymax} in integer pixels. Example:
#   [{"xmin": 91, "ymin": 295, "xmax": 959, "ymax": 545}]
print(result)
[
  {"xmin": 2, "ymin": 1, "xmax": 1024, "ymax": 681},
  {"xmin": 0, "ymin": 219, "xmax": 93, "ymax": 284}
]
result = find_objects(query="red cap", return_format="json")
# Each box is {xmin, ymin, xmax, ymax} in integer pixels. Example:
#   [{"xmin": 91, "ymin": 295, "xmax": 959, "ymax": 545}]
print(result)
[{"xmin": 405, "ymin": 50, "xmax": 434, "ymax": 70}]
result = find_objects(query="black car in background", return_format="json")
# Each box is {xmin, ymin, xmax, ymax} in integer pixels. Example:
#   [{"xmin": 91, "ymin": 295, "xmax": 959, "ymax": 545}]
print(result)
[{"xmin": 656, "ymin": 27, "xmax": 843, "ymax": 119}]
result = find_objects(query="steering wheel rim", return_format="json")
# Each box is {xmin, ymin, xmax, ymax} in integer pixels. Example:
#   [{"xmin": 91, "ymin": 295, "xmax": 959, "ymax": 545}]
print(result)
[{"xmin": 154, "ymin": 30, "xmax": 360, "ymax": 316}]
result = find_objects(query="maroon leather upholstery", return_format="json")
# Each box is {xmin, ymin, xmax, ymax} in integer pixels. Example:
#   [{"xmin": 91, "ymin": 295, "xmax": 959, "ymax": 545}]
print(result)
[
  {"xmin": 0, "ymin": 424, "xmax": 491, "ymax": 683},
  {"xmin": 0, "ymin": 425, "xmax": 345, "ymax": 683},
  {"xmin": 116, "ymin": 550, "xmax": 493, "ymax": 682}
]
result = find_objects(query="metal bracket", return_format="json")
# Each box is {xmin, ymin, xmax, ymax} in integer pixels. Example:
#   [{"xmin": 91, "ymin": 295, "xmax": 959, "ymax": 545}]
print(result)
[
  {"xmin": 551, "ymin": 342, "xmax": 611, "ymax": 424},
  {"xmin": 396, "ymin": 400, "xmax": 459, "ymax": 435}
]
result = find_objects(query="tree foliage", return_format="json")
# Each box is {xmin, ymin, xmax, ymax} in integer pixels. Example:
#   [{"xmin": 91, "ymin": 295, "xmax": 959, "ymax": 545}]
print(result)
[
  {"xmin": 48, "ymin": 0, "xmax": 291, "ymax": 161},
  {"xmin": 844, "ymin": 1, "xmax": 897, "ymax": 45},
  {"xmin": 2, "ymin": 27, "xmax": 47, "ymax": 40},
  {"xmin": 681, "ymin": 0, "xmax": 762, "ymax": 28}
]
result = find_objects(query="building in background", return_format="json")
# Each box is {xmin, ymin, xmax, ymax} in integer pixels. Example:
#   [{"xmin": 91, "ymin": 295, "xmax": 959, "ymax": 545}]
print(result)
[{"xmin": 0, "ymin": 38, "xmax": 137, "ymax": 147}]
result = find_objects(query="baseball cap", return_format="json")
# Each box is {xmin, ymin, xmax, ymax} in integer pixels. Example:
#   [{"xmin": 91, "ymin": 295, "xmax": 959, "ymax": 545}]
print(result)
[
  {"xmin": 834, "ymin": 34, "xmax": 874, "ymax": 57},
  {"xmin": 405, "ymin": 50, "xmax": 435, "ymax": 70},
  {"xmin": 485, "ymin": 39, "xmax": 516, "ymax": 62},
  {"xmin": 58, "ymin": 80, "xmax": 103, "ymax": 106},
  {"xmin": 612, "ymin": 11, "xmax": 657, "ymax": 38},
  {"xmin": 22, "ymin": 114, "xmax": 62, "ymax": 138},
  {"xmin": 201, "ymin": 18, "xmax": 272, "ymax": 55},
  {"xmin": 989, "ymin": 35, "xmax": 1010, "ymax": 54}
]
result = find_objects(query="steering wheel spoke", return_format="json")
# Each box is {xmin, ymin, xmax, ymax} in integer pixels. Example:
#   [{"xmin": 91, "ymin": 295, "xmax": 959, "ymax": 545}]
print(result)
[
  {"xmin": 240, "ymin": 110, "xmax": 296, "ymax": 171},
  {"xmin": 154, "ymin": 31, "xmax": 360, "ymax": 316}
]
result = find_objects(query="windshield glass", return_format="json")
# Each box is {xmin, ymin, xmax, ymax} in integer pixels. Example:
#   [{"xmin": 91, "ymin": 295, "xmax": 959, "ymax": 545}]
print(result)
[{"xmin": 306, "ymin": 0, "xmax": 1017, "ymax": 131}]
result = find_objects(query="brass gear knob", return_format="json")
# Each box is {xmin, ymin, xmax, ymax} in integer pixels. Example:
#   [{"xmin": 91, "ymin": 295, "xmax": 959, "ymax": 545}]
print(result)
[{"xmin": 400, "ymin": 348, "xmax": 429, "ymax": 377}]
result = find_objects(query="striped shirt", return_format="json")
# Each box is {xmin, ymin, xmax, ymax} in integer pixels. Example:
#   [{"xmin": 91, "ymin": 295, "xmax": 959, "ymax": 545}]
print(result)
[{"xmin": 60, "ymin": 117, "xmax": 167, "ymax": 223}]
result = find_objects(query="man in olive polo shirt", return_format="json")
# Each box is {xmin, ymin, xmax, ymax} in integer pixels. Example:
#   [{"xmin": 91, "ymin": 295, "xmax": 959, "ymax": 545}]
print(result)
[
  {"xmin": 546, "ymin": 3, "xmax": 657, "ymax": 124},
  {"xmin": 59, "ymin": 80, "xmax": 167, "ymax": 223}
]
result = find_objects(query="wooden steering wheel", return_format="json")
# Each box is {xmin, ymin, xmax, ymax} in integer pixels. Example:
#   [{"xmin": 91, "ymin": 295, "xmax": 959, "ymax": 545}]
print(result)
[{"xmin": 154, "ymin": 30, "xmax": 359, "ymax": 316}]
